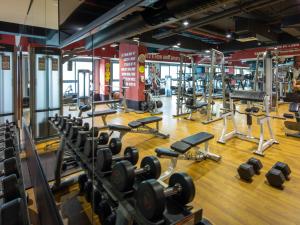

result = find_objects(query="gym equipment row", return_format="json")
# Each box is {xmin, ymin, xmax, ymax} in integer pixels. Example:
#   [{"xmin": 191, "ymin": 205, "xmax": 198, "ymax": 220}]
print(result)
[
  {"xmin": 0, "ymin": 121, "xmax": 30, "ymax": 225},
  {"xmin": 48, "ymin": 114, "xmax": 212, "ymax": 225}
]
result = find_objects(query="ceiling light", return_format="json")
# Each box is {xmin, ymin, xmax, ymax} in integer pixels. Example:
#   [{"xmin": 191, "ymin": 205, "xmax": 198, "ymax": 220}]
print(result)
[
  {"xmin": 110, "ymin": 43, "xmax": 118, "ymax": 47},
  {"xmin": 257, "ymin": 42, "xmax": 262, "ymax": 46},
  {"xmin": 183, "ymin": 21, "xmax": 189, "ymax": 26},
  {"xmin": 226, "ymin": 33, "xmax": 232, "ymax": 39},
  {"xmin": 205, "ymin": 50, "xmax": 210, "ymax": 53},
  {"xmin": 173, "ymin": 45, "xmax": 179, "ymax": 48},
  {"xmin": 133, "ymin": 37, "xmax": 140, "ymax": 42},
  {"xmin": 102, "ymin": 47, "xmax": 106, "ymax": 50},
  {"xmin": 274, "ymin": 47, "xmax": 278, "ymax": 50}
]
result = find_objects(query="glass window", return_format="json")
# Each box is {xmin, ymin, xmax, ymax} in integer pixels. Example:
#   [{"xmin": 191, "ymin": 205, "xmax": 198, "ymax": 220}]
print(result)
[
  {"xmin": 63, "ymin": 61, "xmax": 75, "ymax": 80},
  {"xmin": 112, "ymin": 81, "xmax": 120, "ymax": 92},
  {"xmin": 170, "ymin": 66, "xmax": 178, "ymax": 78},
  {"xmin": 161, "ymin": 65, "xmax": 169, "ymax": 79},
  {"xmin": 145, "ymin": 64, "xmax": 149, "ymax": 80},
  {"xmin": 112, "ymin": 63, "xmax": 120, "ymax": 80}
]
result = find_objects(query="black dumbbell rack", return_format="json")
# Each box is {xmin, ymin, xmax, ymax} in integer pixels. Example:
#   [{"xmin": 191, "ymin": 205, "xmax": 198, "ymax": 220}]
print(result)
[
  {"xmin": 0, "ymin": 122, "xmax": 30, "ymax": 225},
  {"xmin": 49, "ymin": 117, "xmax": 204, "ymax": 225}
]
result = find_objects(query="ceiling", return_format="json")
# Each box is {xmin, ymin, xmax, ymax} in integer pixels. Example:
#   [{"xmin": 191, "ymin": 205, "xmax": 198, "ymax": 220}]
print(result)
[{"xmin": 0, "ymin": 0, "xmax": 59, "ymax": 29}]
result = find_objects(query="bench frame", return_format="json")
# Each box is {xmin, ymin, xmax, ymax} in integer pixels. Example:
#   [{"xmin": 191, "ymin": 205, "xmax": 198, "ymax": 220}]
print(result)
[
  {"xmin": 157, "ymin": 135, "xmax": 221, "ymax": 181},
  {"xmin": 218, "ymin": 96, "xmax": 278, "ymax": 156}
]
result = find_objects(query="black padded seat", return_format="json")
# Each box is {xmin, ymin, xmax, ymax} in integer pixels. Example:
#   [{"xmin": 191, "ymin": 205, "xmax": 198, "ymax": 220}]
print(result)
[
  {"xmin": 181, "ymin": 132, "xmax": 214, "ymax": 146},
  {"xmin": 108, "ymin": 124, "xmax": 132, "ymax": 131},
  {"xmin": 187, "ymin": 102, "xmax": 208, "ymax": 110},
  {"xmin": 87, "ymin": 109, "xmax": 117, "ymax": 117},
  {"xmin": 128, "ymin": 121, "xmax": 142, "ymax": 128},
  {"xmin": 137, "ymin": 116, "xmax": 162, "ymax": 124},
  {"xmin": 155, "ymin": 148, "xmax": 179, "ymax": 158},
  {"xmin": 171, "ymin": 141, "xmax": 192, "ymax": 154}
]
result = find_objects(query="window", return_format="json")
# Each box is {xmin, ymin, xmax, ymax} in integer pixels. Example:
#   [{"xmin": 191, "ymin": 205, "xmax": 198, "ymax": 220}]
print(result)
[
  {"xmin": 145, "ymin": 64, "xmax": 149, "ymax": 80},
  {"xmin": 112, "ymin": 62, "xmax": 120, "ymax": 91},
  {"xmin": 161, "ymin": 65, "xmax": 169, "ymax": 79}
]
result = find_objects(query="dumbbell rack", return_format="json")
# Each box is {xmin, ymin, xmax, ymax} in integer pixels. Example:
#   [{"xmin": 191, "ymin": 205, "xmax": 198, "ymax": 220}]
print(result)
[
  {"xmin": 0, "ymin": 122, "xmax": 30, "ymax": 225},
  {"xmin": 49, "ymin": 117, "xmax": 204, "ymax": 225}
]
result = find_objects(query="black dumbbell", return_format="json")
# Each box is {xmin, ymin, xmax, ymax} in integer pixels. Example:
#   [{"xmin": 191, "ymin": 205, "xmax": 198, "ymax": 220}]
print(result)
[
  {"xmin": 84, "ymin": 137, "xmax": 122, "ymax": 159},
  {"xmin": 266, "ymin": 162, "xmax": 291, "ymax": 189},
  {"xmin": 0, "ymin": 157, "xmax": 20, "ymax": 178},
  {"xmin": 0, "ymin": 138, "xmax": 15, "ymax": 150},
  {"xmin": 62, "ymin": 160, "xmax": 78, "ymax": 171},
  {"xmin": 84, "ymin": 180, "xmax": 93, "ymax": 202},
  {"xmin": 0, "ymin": 147, "xmax": 16, "ymax": 162},
  {"xmin": 2, "ymin": 174, "xmax": 21, "ymax": 203},
  {"xmin": 111, "ymin": 156, "xmax": 161, "ymax": 192},
  {"xmin": 98, "ymin": 132, "xmax": 109, "ymax": 145},
  {"xmin": 102, "ymin": 212, "xmax": 116, "ymax": 225},
  {"xmin": 97, "ymin": 200, "xmax": 112, "ymax": 223},
  {"xmin": 65, "ymin": 117, "xmax": 83, "ymax": 136},
  {"xmin": 136, "ymin": 172, "xmax": 195, "ymax": 221},
  {"xmin": 92, "ymin": 188, "xmax": 103, "ymax": 212},
  {"xmin": 0, "ymin": 198, "xmax": 27, "ymax": 225},
  {"xmin": 68, "ymin": 122, "xmax": 90, "ymax": 141},
  {"xmin": 96, "ymin": 147, "xmax": 139, "ymax": 173},
  {"xmin": 237, "ymin": 157, "xmax": 263, "ymax": 182},
  {"xmin": 78, "ymin": 174, "xmax": 88, "ymax": 193}
]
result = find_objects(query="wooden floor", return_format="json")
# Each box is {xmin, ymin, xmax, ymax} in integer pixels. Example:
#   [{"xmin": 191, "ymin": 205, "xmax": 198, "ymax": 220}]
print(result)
[{"xmin": 59, "ymin": 96, "xmax": 300, "ymax": 225}]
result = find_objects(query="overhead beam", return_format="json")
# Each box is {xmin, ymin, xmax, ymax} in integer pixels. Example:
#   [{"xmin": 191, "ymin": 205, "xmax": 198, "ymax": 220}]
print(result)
[{"xmin": 153, "ymin": 0, "xmax": 284, "ymax": 40}]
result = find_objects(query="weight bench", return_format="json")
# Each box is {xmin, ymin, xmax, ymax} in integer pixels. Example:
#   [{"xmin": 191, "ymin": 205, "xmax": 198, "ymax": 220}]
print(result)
[
  {"xmin": 108, "ymin": 116, "xmax": 169, "ymax": 140},
  {"xmin": 86, "ymin": 109, "xmax": 117, "ymax": 128},
  {"xmin": 155, "ymin": 132, "xmax": 221, "ymax": 181},
  {"xmin": 185, "ymin": 102, "xmax": 208, "ymax": 120}
]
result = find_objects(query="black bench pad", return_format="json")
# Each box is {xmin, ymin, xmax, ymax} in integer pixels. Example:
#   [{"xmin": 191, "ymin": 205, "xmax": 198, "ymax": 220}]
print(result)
[
  {"xmin": 187, "ymin": 102, "xmax": 208, "ymax": 110},
  {"xmin": 128, "ymin": 121, "xmax": 142, "ymax": 128},
  {"xmin": 181, "ymin": 132, "xmax": 214, "ymax": 146},
  {"xmin": 87, "ymin": 109, "xmax": 117, "ymax": 117},
  {"xmin": 171, "ymin": 141, "xmax": 192, "ymax": 154},
  {"xmin": 108, "ymin": 124, "xmax": 132, "ymax": 131},
  {"xmin": 155, "ymin": 148, "xmax": 179, "ymax": 158},
  {"xmin": 93, "ymin": 100, "xmax": 120, "ymax": 105}
]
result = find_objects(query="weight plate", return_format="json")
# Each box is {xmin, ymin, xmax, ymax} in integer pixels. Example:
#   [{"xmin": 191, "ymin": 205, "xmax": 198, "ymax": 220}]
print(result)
[
  {"xmin": 91, "ymin": 127, "xmax": 100, "ymax": 138},
  {"xmin": 111, "ymin": 160, "xmax": 135, "ymax": 192},
  {"xmin": 169, "ymin": 173, "xmax": 195, "ymax": 205},
  {"xmin": 98, "ymin": 132, "xmax": 109, "ymax": 145},
  {"xmin": 124, "ymin": 147, "xmax": 139, "ymax": 165},
  {"xmin": 103, "ymin": 212, "xmax": 116, "ymax": 225},
  {"xmin": 140, "ymin": 156, "xmax": 161, "ymax": 180},
  {"xmin": 156, "ymin": 100, "xmax": 163, "ymax": 108},
  {"xmin": 97, "ymin": 200, "xmax": 112, "ymax": 223},
  {"xmin": 96, "ymin": 148, "xmax": 112, "ymax": 172},
  {"xmin": 109, "ymin": 138, "xmax": 122, "ymax": 155},
  {"xmin": 92, "ymin": 189, "xmax": 103, "ymax": 212},
  {"xmin": 136, "ymin": 180, "xmax": 165, "ymax": 221}
]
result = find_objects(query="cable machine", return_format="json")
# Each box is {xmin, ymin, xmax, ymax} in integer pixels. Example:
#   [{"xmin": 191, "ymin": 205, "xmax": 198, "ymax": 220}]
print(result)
[{"xmin": 29, "ymin": 47, "xmax": 62, "ymax": 140}]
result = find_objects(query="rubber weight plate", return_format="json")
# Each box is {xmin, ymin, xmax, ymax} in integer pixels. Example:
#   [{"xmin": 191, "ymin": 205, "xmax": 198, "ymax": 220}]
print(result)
[
  {"xmin": 97, "ymin": 200, "xmax": 112, "ymax": 222},
  {"xmin": 140, "ymin": 156, "xmax": 161, "ymax": 180},
  {"xmin": 98, "ymin": 132, "xmax": 109, "ymax": 145},
  {"xmin": 96, "ymin": 148, "xmax": 112, "ymax": 172},
  {"xmin": 124, "ymin": 146, "xmax": 139, "ymax": 165},
  {"xmin": 84, "ymin": 180, "xmax": 93, "ymax": 202},
  {"xmin": 109, "ymin": 138, "xmax": 122, "ymax": 155},
  {"xmin": 111, "ymin": 160, "xmax": 135, "ymax": 192},
  {"xmin": 156, "ymin": 100, "xmax": 163, "ymax": 108},
  {"xmin": 136, "ymin": 179, "xmax": 165, "ymax": 221},
  {"xmin": 169, "ymin": 173, "xmax": 195, "ymax": 205},
  {"xmin": 92, "ymin": 188, "xmax": 103, "ymax": 212},
  {"xmin": 78, "ymin": 174, "xmax": 88, "ymax": 193}
]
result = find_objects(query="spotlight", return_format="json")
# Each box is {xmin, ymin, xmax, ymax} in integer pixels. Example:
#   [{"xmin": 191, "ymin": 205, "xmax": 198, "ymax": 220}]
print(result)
[
  {"xmin": 257, "ymin": 42, "xmax": 262, "ymax": 46},
  {"xmin": 226, "ymin": 33, "xmax": 232, "ymax": 39},
  {"xmin": 183, "ymin": 21, "xmax": 189, "ymax": 26},
  {"xmin": 205, "ymin": 50, "xmax": 210, "ymax": 53},
  {"xmin": 110, "ymin": 43, "xmax": 118, "ymax": 47},
  {"xmin": 177, "ymin": 42, "xmax": 181, "ymax": 46},
  {"xmin": 102, "ymin": 47, "xmax": 106, "ymax": 50},
  {"xmin": 133, "ymin": 37, "xmax": 140, "ymax": 42},
  {"xmin": 173, "ymin": 45, "xmax": 179, "ymax": 48}
]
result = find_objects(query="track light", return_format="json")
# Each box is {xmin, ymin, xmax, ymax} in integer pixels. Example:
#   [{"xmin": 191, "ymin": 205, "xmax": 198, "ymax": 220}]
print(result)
[{"xmin": 183, "ymin": 21, "xmax": 189, "ymax": 26}]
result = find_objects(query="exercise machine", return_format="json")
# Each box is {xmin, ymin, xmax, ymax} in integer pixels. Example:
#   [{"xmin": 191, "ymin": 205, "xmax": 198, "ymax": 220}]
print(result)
[{"xmin": 283, "ymin": 102, "xmax": 300, "ymax": 138}]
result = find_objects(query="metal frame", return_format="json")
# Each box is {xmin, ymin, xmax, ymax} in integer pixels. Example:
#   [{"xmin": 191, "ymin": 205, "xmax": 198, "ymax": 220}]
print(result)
[{"xmin": 218, "ymin": 94, "xmax": 278, "ymax": 156}]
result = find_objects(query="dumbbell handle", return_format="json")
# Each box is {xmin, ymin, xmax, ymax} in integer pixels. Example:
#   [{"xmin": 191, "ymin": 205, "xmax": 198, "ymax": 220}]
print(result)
[
  {"xmin": 112, "ymin": 152, "xmax": 131, "ymax": 162},
  {"xmin": 164, "ymin": 184, "xmax": 182, "ymax": 197},
  {"xmin": 134, "ymin": 165, "xmax": 150, "ymax": 176}
]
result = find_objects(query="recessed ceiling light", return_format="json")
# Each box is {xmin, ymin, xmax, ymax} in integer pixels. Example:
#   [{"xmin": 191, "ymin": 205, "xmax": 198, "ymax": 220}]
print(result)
[
  {"xmin": 183, "ymin": 21, "xmax": 189, "ymax": 26},
  {"xmin": 226, "ymin": 33, "xmax": 232, "ymax": 38},
  {"xmin": 177, "ymin": 42, "xmax": 181, "ymax": 46},
  {"xmin": 274, "ymin": 47, "xmax": 278, "ymax": 50},
  {"xmin": 110, "ymin": 43, "xmax": 118, "ymax": 47},
  {"xmin": 133, "ymin": 37, "xmax": 140, "ymax": 42},
  {"xmin": 102, "ymin": 47, "xmax": 106, "ymax": 50},
  {"xmin": 173, "ymin": 45, "xmax": 179, "ymax": 48},
  {"xmin": 205, "ymin": 50, "xmax": 210, "ymax": 53},
  {"xmin": 258, "ymin": 42, "xmax": 262, "ymax": 46}
]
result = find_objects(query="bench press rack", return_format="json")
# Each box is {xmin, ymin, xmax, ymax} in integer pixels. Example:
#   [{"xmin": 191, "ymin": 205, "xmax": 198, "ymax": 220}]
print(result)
[
  {"xmin": 218, "ymin": 90, "xmax": 278, "ymax": 156},
  {"xmin": 156, "ymin": 132, "xmax": 221, "ymax": 181}
]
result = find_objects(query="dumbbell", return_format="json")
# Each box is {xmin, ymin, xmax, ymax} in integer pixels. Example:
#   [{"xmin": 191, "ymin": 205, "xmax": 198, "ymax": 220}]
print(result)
[
  {"xmin": 1, "ymin": 174, "xmax": 22, "ymax": 203},
  {"xmin": 78, "ymin": 174, "xmax": 88, "ymax": 193},
  {"xmin": 64, "ymin": 117, "xmax": 83, "ymax": 136},
  {"xmin": 96, "ymin": 147, "xmax": 139, "ymax": 173},
  {"xmin": 57, "ymin": 115, "xmax": 72, "ymax": 131},
  {"xmin": 237, "ymin": 157, "xmax": 263, "ymax": 182},
  {"xmin": 61, "ymin": 160, "xmax": 78, "ymax": 171},
  {"xmin": 266, "ymin": 162, "xmax": 291, "ymax": 189},
  {"xmin": 136, "ymin": 172, "xmax": 195, "ymax": 221},
  {"xmin": 84, "ymin": 180, "xmax": 93, "ymax": 202},
  {"xmin": 0, "ymin": 138, "xmax": 15, "ymax": 150},
  {"xmin": 0, "ymin": 147, "xmax": 16, "ymax": 162},
  {"xmin": 68, "ymin": 122, "xmax": 90, "ymax": 141},
  {"xmin": 0, "ymin": 198, "xmax": 28, "ymax": 225},
  {"xmin": 111, "ymin": 156, "xmax": 161, "ymax": 192},
  {"xmin": 97, "ymin": 200, "xmax": 113, "ymax": 224},
  {"xmin": 98, "ymin": 132, "xmax": 109, "ymax": 145},
  {"xmin": 84, "ymin": 137, "xmax": 122, "ymax": 158},
  {"xmin": 0, "ymin": 157, "xmax": 20, "ymax": 178}
]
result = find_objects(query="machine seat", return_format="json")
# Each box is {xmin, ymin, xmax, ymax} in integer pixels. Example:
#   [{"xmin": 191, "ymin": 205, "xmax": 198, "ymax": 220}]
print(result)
[
  {"xmin": 155, "ymin": 148, "xmax": 179, "ymax": 158},
  {"xmin": 187, "ymin": 102, "xmax": 208, "ymax": 110},
  {"xmin": 170, "ymin": 141, "xmax": 192, "ymax": 154},
  {"xmin": 128, "ymin": 121, "xmax": 142, "ymax": 128},
  {"xmin": 181, "ymin": 132, "xmax": 214, "ymax": 146}
]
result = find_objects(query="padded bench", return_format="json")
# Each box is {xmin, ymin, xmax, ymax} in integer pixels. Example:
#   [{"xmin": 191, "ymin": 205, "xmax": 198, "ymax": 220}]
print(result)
[
  {"xmin": 186, "ymin": 102, "xmax": 208, "ymax": 110},
  {"xmin": 155, "ymin": 132, "xmax": 221, "ymax": 181},
  {"xmin": 86, "ymin": 109, "xmax": 117, "ymax": 128},
  {"xmin": 108, "ymin": 116, "xmax": 169, "ymax": 139}
]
